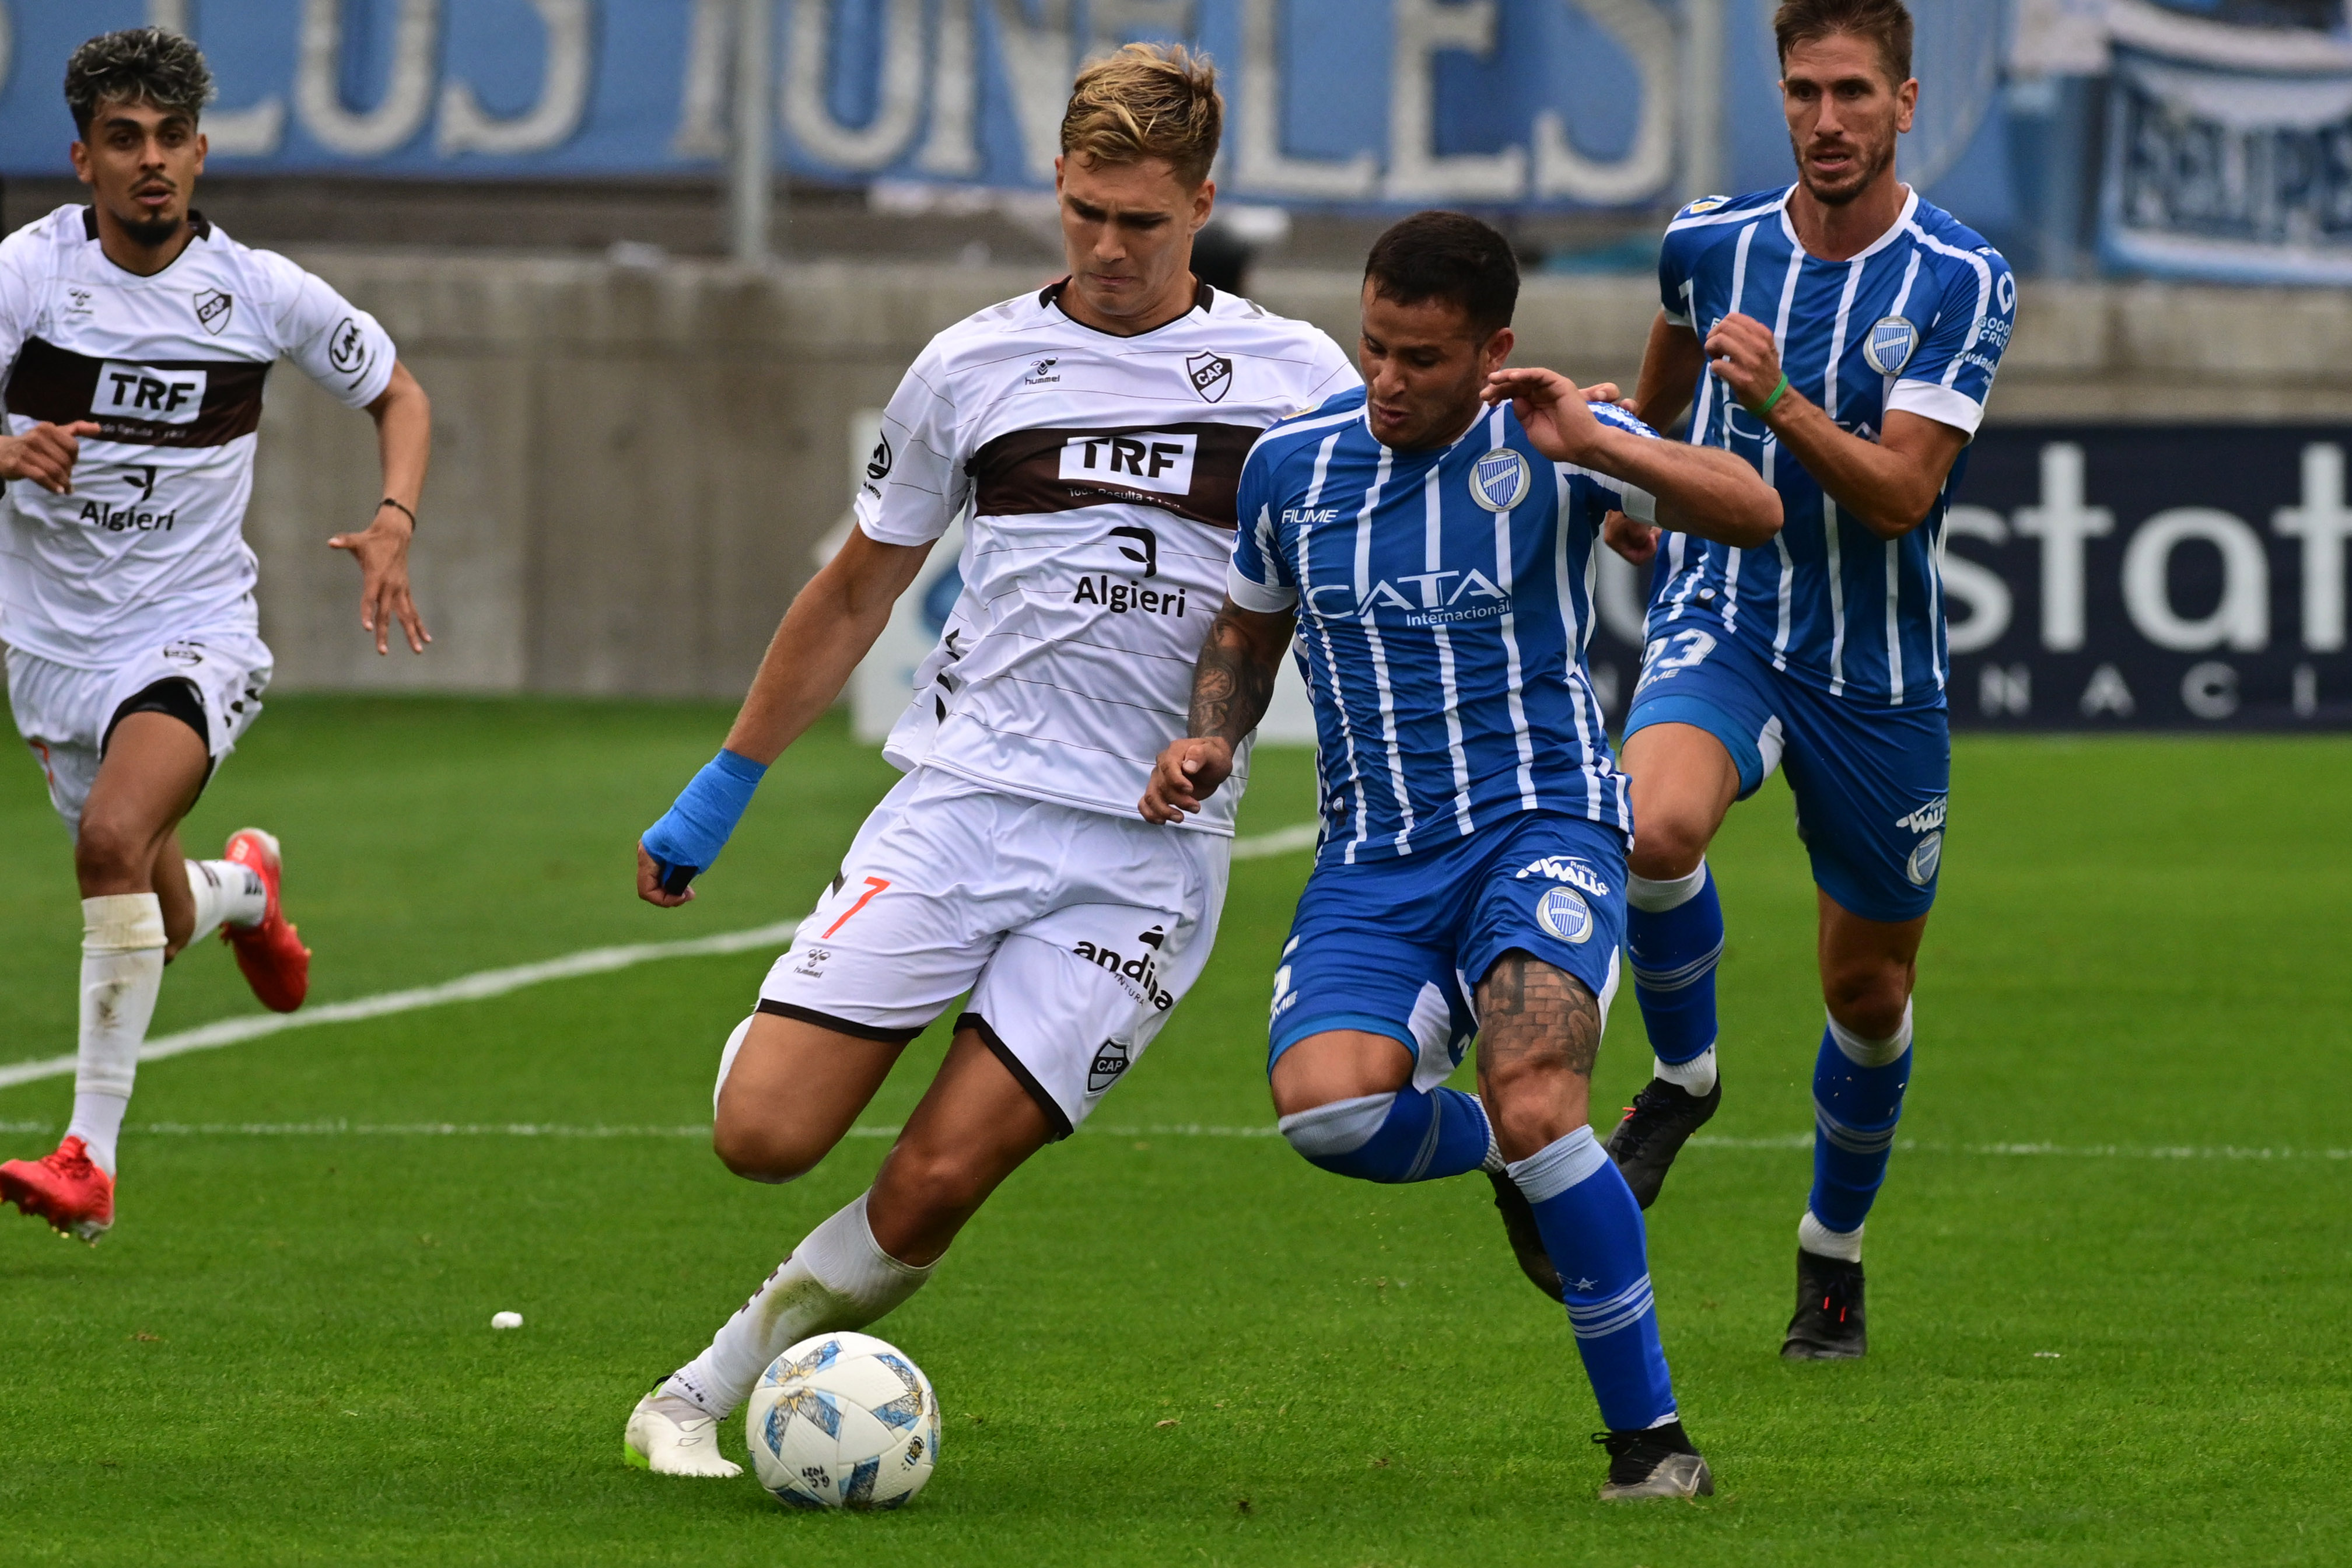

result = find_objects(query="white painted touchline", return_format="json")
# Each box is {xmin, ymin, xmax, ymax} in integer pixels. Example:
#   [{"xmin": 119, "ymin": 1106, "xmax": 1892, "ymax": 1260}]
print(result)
[
  {"xmin": 0, "ymin": 821, "xmax": 1327, "ymax": 1093},
  {"xmin": 0, "ymin": 1118, "xmax": 2340, "ymax": 1163}
]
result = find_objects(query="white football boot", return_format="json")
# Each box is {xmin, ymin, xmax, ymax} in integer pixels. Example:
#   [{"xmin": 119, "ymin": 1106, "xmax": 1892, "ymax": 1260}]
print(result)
[{"xmin": 624, "ymin": 1388, "xmax": 743, "ymax": 1477}]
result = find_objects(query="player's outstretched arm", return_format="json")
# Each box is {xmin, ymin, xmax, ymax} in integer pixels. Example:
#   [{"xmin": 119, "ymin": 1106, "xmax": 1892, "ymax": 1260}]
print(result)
[
  {"xmin": 1140, "ymin": 598, "xmax": 1294, "ymax": 825},
  {"xmin": 331, "ymin": 361, "xmax": 433, "ymax": 656},
  {"xmin": 1486, "ymin": 366, "xmax": 1780, "ymax": 548},
  {"xmin": 636, "ymin": 526, "xmax": 933, "ymax": 905},
  {"xmin": 1703, "ymin": 313, "xmax": 1968, "ymax": 540}
]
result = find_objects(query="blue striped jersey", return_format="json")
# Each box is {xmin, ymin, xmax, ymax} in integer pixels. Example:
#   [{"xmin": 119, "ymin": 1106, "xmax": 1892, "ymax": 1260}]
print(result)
[
  {"xmin": 1652, "ymin": 186, "xmax": 2016, "ymax": 707},
  {"xmin": 1228, "ymin": 387, "xmax": 1658, "ymax": 864}
]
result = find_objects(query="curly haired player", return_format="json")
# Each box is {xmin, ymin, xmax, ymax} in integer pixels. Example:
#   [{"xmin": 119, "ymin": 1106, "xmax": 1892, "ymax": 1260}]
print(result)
[{"xmin": 1, "ymin": 29, "xmax": 432, "ymax": 1242}]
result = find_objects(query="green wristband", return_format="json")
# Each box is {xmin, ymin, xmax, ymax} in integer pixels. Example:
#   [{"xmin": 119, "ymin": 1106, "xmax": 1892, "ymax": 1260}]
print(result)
[{"xmin": 1745, "ymin": 373, "xmax": 1790, "ymax": 419}]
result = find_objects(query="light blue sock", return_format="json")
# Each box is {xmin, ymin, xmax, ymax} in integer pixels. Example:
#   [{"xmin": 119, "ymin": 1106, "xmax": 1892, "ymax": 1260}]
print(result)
[
  {"xmin": 1278, "ymin": 1088, "xmax": 1496, "ymax": 1184},
  {"xmin": 1625, "ymin": 862, "xmax": 1723, "ymax": 1069},
  {"xmin": 1808, "ymin": 1007, "xmax": 1914, "ymax": 1236},
  {"xmin": 1511, "ymin": 1126, "xmax": 1676, "ymax": 1431}
]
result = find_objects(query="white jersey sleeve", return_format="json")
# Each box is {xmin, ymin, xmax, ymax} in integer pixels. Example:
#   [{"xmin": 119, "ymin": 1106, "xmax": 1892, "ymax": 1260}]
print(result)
[
  {"xmin": 261, "ymin": 254, "xmax": 397, "ymax": 410},
  {"xmin": 856, "ymin": 342, "xmax": 972, "ymax": 547},
  {"xmin": 0, "ymin": 232, "xmax": 46, "ymax": 387}
]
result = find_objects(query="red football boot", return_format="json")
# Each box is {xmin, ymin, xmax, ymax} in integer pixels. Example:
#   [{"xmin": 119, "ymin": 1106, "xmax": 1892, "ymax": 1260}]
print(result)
[
  {"xmin": 0, "ymin": 1136, "xmax": 115, "ymax": 1242},
  {"xmin": 222, "ymin": 828, "xmax": 310, "ymax": 1013}
]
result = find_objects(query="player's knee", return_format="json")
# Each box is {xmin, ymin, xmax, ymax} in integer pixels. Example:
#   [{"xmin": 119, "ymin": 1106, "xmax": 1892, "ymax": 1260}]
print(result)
[
  {"xmin": 710, "ymin": 1116, "xmax": 822, "ymax": 1185},
  {"xmin": 1277, "ymin": 1092, "xmax": 1399, "ymax": 1176},
  {"xmin": 1823, "ymin": 967, "xmax": 1911, "ymax": 1045},
  {"xmin": 73, "ymin": 811, "xmax": 152, "ymax": 890},
  {"xmin": 1628, "ymin": 814, "xmax": 1709, "ymax": 883},
  {"xmin": 872, "ymin": 1138, "xmax": 994, "ymax": 1217}
]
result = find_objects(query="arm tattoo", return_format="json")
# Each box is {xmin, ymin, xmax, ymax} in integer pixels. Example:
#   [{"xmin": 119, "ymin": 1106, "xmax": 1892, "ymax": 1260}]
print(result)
[
  {"xmin": 1474, "ymin": 951, "xmax": 1602, "ymax": 1077},
  {"xmin": 1189, "ymin": 610, "xmax": 1280, "ymax": 744}
]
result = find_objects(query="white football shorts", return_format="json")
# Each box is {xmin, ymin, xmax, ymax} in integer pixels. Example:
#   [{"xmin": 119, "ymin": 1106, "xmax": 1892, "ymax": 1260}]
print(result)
[
  {"xmin": 5, "ymin": 628, "xmax": 272, "ymax": 834},
  {"xmin": 755, "ymin": 766, "xmax": 1231, "ymax": 1138}
]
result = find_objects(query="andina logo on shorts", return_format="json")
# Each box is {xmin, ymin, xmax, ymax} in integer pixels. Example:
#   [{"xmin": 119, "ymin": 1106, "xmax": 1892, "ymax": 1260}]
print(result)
[
  {"xmin": 1513, "ymin": 855, "xmax": 1611, "ymax": 898},
  {"xmin": 1073, "ymin": 926, "xmax": 1175, "ymax": 1011}
]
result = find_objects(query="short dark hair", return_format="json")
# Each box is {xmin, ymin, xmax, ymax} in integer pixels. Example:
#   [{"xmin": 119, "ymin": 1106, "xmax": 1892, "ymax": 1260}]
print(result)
[
  {"xmin": 1773, "ymin": 0, "xmax": 1913, "ymax": 88},
  {"xmin": 1363, "ymin": 212, "xmax": 1520, "ymax": 339},
  {"xmin": 64, "ymin": 27, "xmax": 214, "ymax": 138}
]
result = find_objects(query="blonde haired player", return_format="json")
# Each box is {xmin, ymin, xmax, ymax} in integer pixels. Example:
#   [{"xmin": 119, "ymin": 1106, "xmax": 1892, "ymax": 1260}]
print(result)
[
  {"xmin": 1, "ymin": 29, "xmax": 430, "ymax": 1242},
  {"xmin": 622, "ymin": 44, "xmax": 1357, "ymax": 1475}
]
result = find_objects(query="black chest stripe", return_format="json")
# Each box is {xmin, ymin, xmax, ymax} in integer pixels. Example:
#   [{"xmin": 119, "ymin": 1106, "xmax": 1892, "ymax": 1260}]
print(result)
[
  {"xmin": 5, "ymin": 336, "xmax": 270, "ymax": 449},
  {"xmin": 968, "ymin": 421, "xmax": 1262, "ymax": 531}
]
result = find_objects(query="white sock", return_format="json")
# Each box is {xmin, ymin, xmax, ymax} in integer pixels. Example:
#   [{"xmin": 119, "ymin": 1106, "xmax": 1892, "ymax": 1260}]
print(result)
[
  {"xmin": 183, "ymin": 859, "xmax": 268, "ymax": 946},
  {"xmin": 66, "ymin": 894, "xmax": 167, "ymax": 1176},
  {"xmin": 662, "ymin": 1192, "xmax": 935, "ymax": 1419},
  {"xmin": 68, "ymin": 1091, "xmax": 130, "ymax": 1177},
  {"xmin": 1625, "ymin": 860, "xmax": 1707, "ymax": 913},
  {"xmin": 1799, "ymin": 1209, "xmax": 1864, "ymax": 1262},
  {"xmin": 1655, "ymin": 1044, "xmax": 1718, "ymax": 1097}
]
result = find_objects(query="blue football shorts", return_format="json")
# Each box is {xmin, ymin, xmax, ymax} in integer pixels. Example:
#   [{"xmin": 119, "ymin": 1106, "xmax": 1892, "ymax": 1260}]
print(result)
[
  {"xmin": 1266, "ymin": 813, "xmax": 1628, "ymax": 1093},
  {"xmin": 1623, "ymin": 620, "xmax": 1950, "ymax": 923}
]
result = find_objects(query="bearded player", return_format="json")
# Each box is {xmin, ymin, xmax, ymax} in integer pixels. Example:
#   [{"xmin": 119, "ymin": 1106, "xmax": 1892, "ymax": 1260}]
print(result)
[
  {"xmin": 1, "ymin": 29, "xmax": 431, "ymax": 1242},
  {"xmin": 621, "ymin": 46, "xmax": 1358, "ymax": 1477},
  {"xmin": 1598, "ymin": 0, "xmax": 2017, "ymax": 1359}
]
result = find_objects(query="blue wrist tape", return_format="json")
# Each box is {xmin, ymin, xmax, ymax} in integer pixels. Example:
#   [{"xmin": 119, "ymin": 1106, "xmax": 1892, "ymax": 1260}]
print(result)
[{"xmin": 642, "ymin": 748, "xmax": 766, "ymax": 887}]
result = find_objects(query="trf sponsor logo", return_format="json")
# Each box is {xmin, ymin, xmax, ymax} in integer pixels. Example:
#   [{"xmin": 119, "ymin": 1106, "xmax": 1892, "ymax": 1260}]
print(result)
[
  {"xmin": 96, "ymin": 362, "xmax": 206, "ymax": 425},
  {"xmin": 1059, "ymin": 430, "xmax": 1198, "ymax": 496}
]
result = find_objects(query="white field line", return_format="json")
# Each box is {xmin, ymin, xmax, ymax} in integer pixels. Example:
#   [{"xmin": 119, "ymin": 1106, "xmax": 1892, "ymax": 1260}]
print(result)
[
  {"xmin": 0, "ymin": 1118, "xmax": 2340, "ymax": 1164},
  {"xmin": 0, "ymin": 821, "xmax": 1325, "ymax": 1093}
]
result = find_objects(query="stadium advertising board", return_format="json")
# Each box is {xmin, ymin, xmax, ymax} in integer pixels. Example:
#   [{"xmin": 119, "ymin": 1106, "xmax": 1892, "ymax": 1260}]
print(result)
[
  {"xmin": 0, "ymin": 0, "xmax": 1685, "ymax": 208},
  {"xmin": 1579, "ymin": 427, "xmax": 2352, "ymax": 732}
]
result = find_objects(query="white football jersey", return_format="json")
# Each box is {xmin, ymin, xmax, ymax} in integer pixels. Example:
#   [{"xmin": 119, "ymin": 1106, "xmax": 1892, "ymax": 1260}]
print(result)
[
  {"xmin": 860, "ymin": 279, "xmax": 1357, "ymax": 835},
  {"xmin": 0, "ymin": 204, "xmax": 396, "ymax": 669}
]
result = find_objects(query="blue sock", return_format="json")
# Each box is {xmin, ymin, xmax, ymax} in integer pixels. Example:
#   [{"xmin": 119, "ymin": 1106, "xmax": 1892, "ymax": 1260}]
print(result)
[
  {"xmin": 1808, "ymin": 1009, "xmax": 1915, "ymax": 1235},
  {"xmin": 1278, "ymin": 1087, "xmax": 1494, "ymax": 1184},
  {"xmin": 1625, "ymin": 863, "xmax": 1723, "ymax": 1068},
  {"xmin": 1511, "ymin": 1127, "xmax": 1676, "ymax": 1431}
]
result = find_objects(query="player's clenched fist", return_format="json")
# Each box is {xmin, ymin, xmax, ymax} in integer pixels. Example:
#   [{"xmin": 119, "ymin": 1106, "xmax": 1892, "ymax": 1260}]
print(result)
[
  {"xmin": 1140, "ymin": 736, "xmax": 1234, "ymax": 825},
  {"xmin": 0, "ymin": 419, "xmax": 100, "ymax": 495}
]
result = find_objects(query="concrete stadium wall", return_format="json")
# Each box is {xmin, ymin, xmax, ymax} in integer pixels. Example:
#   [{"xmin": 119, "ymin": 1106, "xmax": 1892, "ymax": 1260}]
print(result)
[{"xmin": 248, "ymin": 253, "xmax": 2352, "ymax": 696}]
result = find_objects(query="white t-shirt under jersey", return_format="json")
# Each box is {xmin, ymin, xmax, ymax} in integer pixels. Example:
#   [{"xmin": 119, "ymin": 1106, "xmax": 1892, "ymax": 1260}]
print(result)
[
  {"xmin": 860, "ymin": 279, "xmax": 1357, "ymax": 835},
  {"xmin": 0, "ymin": 204, "xmax": 397, "ymax": 669}
]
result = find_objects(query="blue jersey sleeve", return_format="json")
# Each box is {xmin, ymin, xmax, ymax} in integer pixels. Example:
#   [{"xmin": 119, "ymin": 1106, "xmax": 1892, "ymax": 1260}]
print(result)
[
  {"xmin": 1227, "ymin": 439, "xmax": 1298, "ymax": 612},
  {"xmin": 1885, "ymin": 244, "xmax": 2015, "ymax": 438},
  {"xmin": 1657, "ymin": 195, "xmax": 1730, "ymax": 327},
  {"xmin": 1561, "ymin": 403, "xmax": 1663, "ymax": 525}
]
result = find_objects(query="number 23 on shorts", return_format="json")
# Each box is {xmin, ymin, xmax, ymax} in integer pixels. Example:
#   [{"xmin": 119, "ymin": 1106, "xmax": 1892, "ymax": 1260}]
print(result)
[{"xmin": 1637, "ymin": 628, "xmax": 1717, "ymax": 695}]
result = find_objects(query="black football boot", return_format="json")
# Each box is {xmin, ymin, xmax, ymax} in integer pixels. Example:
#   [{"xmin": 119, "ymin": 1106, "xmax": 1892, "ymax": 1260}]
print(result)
[
  {"xmin": 1485, "ymin": 1167, "xmax": 1564, "ymax": 1301},
  {"xmin": 1594, "ymin": 1419, "xmax": 1714, "ymax": 1500},
  {"xmin": 1603, "ymin": 1074, "xmax": 1721, "ymax": 1209},
  {"xmin": 1780, "ymin": 1247, "xmax": 1867, "ymax": 1360}
]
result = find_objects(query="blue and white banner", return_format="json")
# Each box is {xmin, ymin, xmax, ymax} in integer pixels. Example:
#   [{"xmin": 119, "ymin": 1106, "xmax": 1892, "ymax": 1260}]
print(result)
[{"xmin": 0, "ymin": 0, "xmax": 1687, "ymax": 208}]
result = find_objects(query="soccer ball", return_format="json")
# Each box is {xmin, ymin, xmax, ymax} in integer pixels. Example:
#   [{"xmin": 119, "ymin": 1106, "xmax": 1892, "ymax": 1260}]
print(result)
[{"xmin": 745, "ymin": 1332, "xmax": 939, "ymax": 1511}]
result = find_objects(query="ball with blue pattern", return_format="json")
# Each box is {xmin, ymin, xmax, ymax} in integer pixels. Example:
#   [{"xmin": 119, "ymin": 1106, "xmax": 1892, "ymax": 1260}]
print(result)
[{"xmin": 746, "ymin": 1331, "xmax": 940, "ymax": 1511}]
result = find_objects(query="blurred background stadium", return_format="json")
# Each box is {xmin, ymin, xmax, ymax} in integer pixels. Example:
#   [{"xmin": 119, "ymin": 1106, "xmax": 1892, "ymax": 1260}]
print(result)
[{"xmin": 0, "ymin": 0, "xmax": 2341, "ymax": 733}]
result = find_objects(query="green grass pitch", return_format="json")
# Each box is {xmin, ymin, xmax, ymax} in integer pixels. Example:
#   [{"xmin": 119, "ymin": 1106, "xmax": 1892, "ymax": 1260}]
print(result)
[{"xmin": 1, "ymin": 695, "xmax": 2346, "ymax": 1565}]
